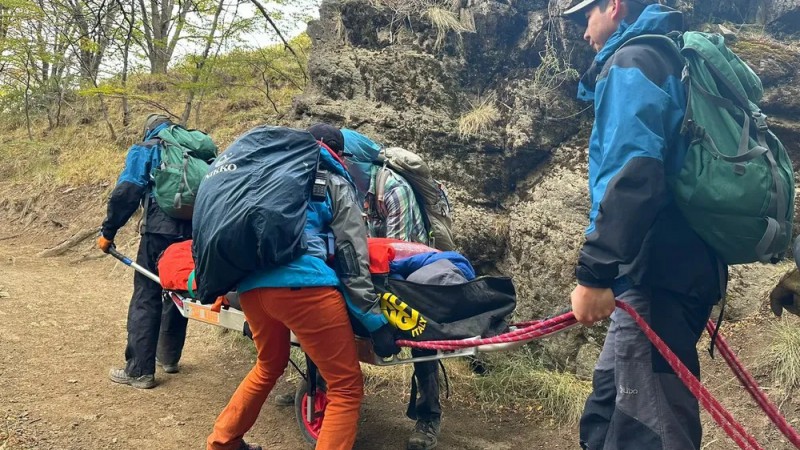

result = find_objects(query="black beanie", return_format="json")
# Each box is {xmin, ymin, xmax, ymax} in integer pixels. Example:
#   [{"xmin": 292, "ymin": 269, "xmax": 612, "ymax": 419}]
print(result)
[{"xmin": 308, "ymin": 123, "xmax": 344, "ymax": 155}]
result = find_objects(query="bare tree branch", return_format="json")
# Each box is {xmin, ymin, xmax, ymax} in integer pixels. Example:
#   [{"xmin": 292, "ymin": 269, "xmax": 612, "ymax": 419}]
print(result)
[{"xmin": 248, "ymin": 0, "xmax": 307, "ymax": 81}]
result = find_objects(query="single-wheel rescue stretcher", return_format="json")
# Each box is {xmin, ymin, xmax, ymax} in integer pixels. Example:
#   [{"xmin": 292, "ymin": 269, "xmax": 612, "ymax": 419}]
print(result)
[
  {"xmin": 106, "ymin": 242, "xmax": 577, "ymax": 445},
  {"xmin": 105, "ymin": 241, "xmax": 800, "ymax": 450}
]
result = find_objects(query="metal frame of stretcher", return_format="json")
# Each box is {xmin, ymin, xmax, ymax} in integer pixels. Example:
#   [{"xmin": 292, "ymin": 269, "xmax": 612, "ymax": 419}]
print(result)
[
  {"xmin": 164, "ymin": 290, "xmax": 569, "ymax": 366},
  {"xmin": 108, "ymin": 247, "xmax": 573, "ymax": 365}
]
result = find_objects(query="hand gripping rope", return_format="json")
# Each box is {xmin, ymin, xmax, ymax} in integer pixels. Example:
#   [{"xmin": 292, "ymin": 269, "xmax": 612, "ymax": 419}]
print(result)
[{"xmin": 396, "ymin": 300, "xmax": 800, "ymax": 450}]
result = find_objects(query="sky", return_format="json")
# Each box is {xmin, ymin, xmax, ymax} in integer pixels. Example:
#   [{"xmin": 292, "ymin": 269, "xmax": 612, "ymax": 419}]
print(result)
[
  {"xmin": 239, "ymin": 0, "xmax": 321, "ymax": 47},
  {"xmin": 176, "ymin": 0, "xmax": 321, "ymax": 57},
  {"xmin": 109, "ymin": 0, "xmax": 322, "ymax": 75}
]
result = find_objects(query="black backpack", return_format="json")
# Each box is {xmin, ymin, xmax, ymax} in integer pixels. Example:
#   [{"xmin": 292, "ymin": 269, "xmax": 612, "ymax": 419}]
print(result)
[{"xmin": 192, "ymin": 126, "xmax": 321, "ymax": 303}]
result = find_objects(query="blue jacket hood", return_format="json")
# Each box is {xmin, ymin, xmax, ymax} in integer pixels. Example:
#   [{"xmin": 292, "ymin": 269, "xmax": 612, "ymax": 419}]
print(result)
[
  {"xmin": 341, "ymin": 129, "xmax": 382, "ymax": 204},
  {"xmin": 144, "ymin": 122, "xmax": 170, "ymax": 141},
  {"xmin": 595, "ymin": 4, "xmax": 683, "ymax": 64},
  {"xmin": 578, "ymin": 4, "xmax": 683, "ymax": 100},
  {"xmin": 342, "ymin": 129, "xmax": 381, "ymax": 162},
  {"xmin": 319, "ymin": 144, "xmax": 355, "ymax": 187}
]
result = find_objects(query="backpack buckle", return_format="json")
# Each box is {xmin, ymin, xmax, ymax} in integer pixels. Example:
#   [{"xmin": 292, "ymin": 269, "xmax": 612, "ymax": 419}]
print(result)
[
  {"xmin": 681, "ymin": 66, "xmax": 690, "ymax": 83},
  {"xmin": 752, "ymin": 112, "xmax": 769, "ymax": 132}
]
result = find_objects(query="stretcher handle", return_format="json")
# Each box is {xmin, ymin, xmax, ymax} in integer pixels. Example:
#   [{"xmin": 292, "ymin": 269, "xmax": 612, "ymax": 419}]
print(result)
[{"xmin": 107, "ymin": 246, "xmax": 162, "ymax": 285}]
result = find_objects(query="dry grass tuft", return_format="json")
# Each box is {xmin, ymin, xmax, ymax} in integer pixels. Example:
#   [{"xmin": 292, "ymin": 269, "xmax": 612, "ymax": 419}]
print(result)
[
  {"xmin": 362, "ymin": 348, "xmax": 590, "ymax": 425},
  {"xmin": 523, "ymin": 4, "xmax": 580, "ymax": 104},
  {"xmin": 762, "ymin": 320, "xmax": 800, "ymax": 394},
  {"xmin": 367, "ymin": 0, "xmax": 474, "ymax": 48},
  {"xmin": 466, "ymin": 351, "xmax": 591, "ymax": 425},
  {"xmin": 426, "ymin": 6, "xmax": 474, "ymax": 49},
  {"xmin": 458, "ymin": 98, "xmax": 500, "ymax": 139}
]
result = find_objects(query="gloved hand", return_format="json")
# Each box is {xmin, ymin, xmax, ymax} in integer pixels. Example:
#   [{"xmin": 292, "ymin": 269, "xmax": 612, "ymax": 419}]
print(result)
[
  {"xmin": 770, "ymin": 268, "xmax": 800, "ymax": 317},
  {"xmin": 371, "ymin": 323, "xmax": 401, "ymax": 358},
  {"xmin": 97, "ymin": 235, "xmax": 114, "ymax": 253}
]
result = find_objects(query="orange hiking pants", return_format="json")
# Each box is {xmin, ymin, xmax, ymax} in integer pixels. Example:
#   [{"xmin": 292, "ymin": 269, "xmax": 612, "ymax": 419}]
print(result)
[{"xmin": 207, "ymin": 287, "xmax": 363, "ymax": 450}]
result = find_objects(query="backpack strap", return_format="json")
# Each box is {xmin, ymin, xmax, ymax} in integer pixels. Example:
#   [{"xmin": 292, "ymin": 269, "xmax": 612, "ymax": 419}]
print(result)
[
  {"xmin": 174, "ymin": 150, "xmax": 192, "ymax": 212},
  {"xmin": 620, "ymin": 33, "xmax": 684, "ymax": 60},
  {"xmin": 374, "ymin": 164, "xmax": 392, "ymax": 217},
  {"xmin": 140, "ymin": 138, "xmax": 162, "ymax": 233}
]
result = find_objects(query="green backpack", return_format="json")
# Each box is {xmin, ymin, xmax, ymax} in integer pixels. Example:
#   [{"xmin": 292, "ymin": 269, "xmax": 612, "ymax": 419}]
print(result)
[
  {"xmin": 152, "ymin": 125, "xmax": 218, "ymax": 220},
  {"xmin": 624, "ymin": 32, "xmax": 795, "ymax": 265}
]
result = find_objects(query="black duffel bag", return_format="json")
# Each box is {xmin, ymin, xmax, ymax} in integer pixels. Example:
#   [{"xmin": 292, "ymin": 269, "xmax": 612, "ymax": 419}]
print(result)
[{"xmin": 372, "ymin": 274, "xmax": 516, "ymax": 341}]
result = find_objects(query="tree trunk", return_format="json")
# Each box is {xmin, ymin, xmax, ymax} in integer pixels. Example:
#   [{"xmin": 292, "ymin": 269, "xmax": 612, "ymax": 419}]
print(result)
[
  {"xmin": 23, "ymin": 58, "xmax": 33, "ymax": 141},
  {"xmin": 140, "ymin": 0, "xmax": 192, "ymax": 75},
  {"xmin": 119, "ymin": 0, "xmax": 136, "ymax": 127},
  {"xmin": 151, "ymin": 50, "xmax": 169, "ymax": 74},
  {"xmin": 97, "ymin": 94, "xmax": 117, "ymax": 141},
  {"xmin": 181, "ymin": 0, "xmax": 225, "ymax": 125}
]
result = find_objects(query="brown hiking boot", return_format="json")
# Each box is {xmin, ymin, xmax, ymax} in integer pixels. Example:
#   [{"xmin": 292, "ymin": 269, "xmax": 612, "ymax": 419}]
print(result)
[{"xmin": 108, "ymin": 368, "xmax": 156, "ymax": 389}]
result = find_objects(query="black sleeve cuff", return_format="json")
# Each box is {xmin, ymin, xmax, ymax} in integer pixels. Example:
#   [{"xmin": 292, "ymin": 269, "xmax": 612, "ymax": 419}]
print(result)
[
  {"xmin": 100, "ymin": 226, "xmax": 118, "ymax": 241},
  {"xmin": 575, "ymin": 265, "xmax": 614, "ymax": 289}
]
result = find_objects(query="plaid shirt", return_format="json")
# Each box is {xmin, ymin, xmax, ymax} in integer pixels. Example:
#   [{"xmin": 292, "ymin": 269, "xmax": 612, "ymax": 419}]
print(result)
[{"xmin": 366, "ymin": 167, "xmax": 429, "ymax": 245}]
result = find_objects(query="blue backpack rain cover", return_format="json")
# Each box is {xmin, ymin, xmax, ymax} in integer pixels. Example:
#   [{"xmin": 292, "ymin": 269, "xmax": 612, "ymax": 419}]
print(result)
[
  {"xmin": 192, "ymin": 126, "xmax": 320, "ymax": 303},
  {"xmin": 342, "ymin": 128, "xmax": 381, "ymax": 205}
]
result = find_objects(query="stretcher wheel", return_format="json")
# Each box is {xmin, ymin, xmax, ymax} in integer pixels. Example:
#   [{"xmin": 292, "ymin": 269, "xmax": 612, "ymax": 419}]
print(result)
[{"xmin": 295, "ymin": 379, "xmax": 328, "ymax": 444}]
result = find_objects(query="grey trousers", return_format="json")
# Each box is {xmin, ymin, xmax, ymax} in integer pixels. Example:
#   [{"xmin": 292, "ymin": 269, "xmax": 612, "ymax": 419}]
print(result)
[{"xmin": 579, "ymin": 287, "xmax": 713, "ymax": 450}]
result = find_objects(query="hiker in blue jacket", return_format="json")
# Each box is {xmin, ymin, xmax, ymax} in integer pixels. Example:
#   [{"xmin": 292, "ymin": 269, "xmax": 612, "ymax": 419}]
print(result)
[
  {"xmin": 563, "ymin": 1, "xmax": 726, "ymax": 449},
  {"xmin": 97, "ymin": 114, "xmax": 191, "ymax": 389}
]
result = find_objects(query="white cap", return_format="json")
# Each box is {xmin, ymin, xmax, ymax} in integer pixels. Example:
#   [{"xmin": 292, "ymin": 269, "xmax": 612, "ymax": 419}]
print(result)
[{"xmin": 562, "ymin": 0, "xmax": 601, "ymax": 17}]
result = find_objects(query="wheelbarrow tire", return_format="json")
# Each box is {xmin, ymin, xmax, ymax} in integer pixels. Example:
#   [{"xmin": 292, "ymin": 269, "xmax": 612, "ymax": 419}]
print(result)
[{"xmin": 294, "ymin": 378, "xmax": 328, "ymax": 445}]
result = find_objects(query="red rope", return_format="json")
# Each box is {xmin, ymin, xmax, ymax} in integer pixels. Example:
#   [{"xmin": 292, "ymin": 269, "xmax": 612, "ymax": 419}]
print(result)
[
  {"xmin": 395, "ymin": 311, "xmax": 576, "ymax": 351},
  {"xmin": 396, "ymin": 302, "xmax": 800, "ymax": 450},
  {"xmin": 614, "ymin": 302, "xmax": 763, "ymax": 450},
  {"xmin": 708, "ymin": 322, "xmax": 800, "ymax": 448}
]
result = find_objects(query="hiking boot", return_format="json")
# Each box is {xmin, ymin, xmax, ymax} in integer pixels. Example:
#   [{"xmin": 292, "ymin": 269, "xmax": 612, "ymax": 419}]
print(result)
[
  {"xmin": 271, "ymin": 392, "xmax": 295, "ymax": 407},
  {"xmin": 237, "ymin": 440, "xmax": 262, "ymax": 450},
  {"xmin": 156, "ymin": 358, "xmax": 180, "ymax": 374},
  {"xmin": 407, "ymin": 419, "xmax": 441, "ymax": 450},
  {"xmin": 108, "ymin": 368, "xmax": 156, "ymax": 389}
]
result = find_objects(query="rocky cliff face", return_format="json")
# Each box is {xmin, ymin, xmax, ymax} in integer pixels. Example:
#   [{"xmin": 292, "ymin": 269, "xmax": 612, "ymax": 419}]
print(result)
[{"xmin": 294, "ymin": 0, "xmax": 800, "ymax": 370}]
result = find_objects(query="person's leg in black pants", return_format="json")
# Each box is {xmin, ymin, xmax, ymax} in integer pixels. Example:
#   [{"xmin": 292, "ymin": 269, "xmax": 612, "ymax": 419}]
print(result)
[
  {"xmin": 111, "ymin": 234, "xmax": 188, "ymax": 388},
  {"xmin": 407, "ymin": 350, "xmax": 442, "ymax": 450},
  {"xmin": 156, "ymin": 294, "xmax": 188, "ymax": 371}
]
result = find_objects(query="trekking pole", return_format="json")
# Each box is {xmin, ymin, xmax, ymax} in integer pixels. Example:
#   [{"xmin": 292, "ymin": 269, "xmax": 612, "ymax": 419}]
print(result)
[{"xmin": 107, "ymin": 246, "xmax": 162, "ymax": 285}]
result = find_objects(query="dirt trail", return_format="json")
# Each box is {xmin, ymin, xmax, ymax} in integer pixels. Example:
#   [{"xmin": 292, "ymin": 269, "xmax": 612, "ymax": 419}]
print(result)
[
  {"xmin": 0, "ymin": 239, "xmax": 572, "ymax": 450},
  {"xmin": 1, "ymin": 186, "xmax": 797, "ymax": 450}
]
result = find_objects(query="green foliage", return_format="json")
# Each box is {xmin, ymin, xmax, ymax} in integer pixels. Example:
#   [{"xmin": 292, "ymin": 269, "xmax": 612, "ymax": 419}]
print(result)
[{"xmin": 0, "ymin": 22, "xmax": 311, "ymax": 185}]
